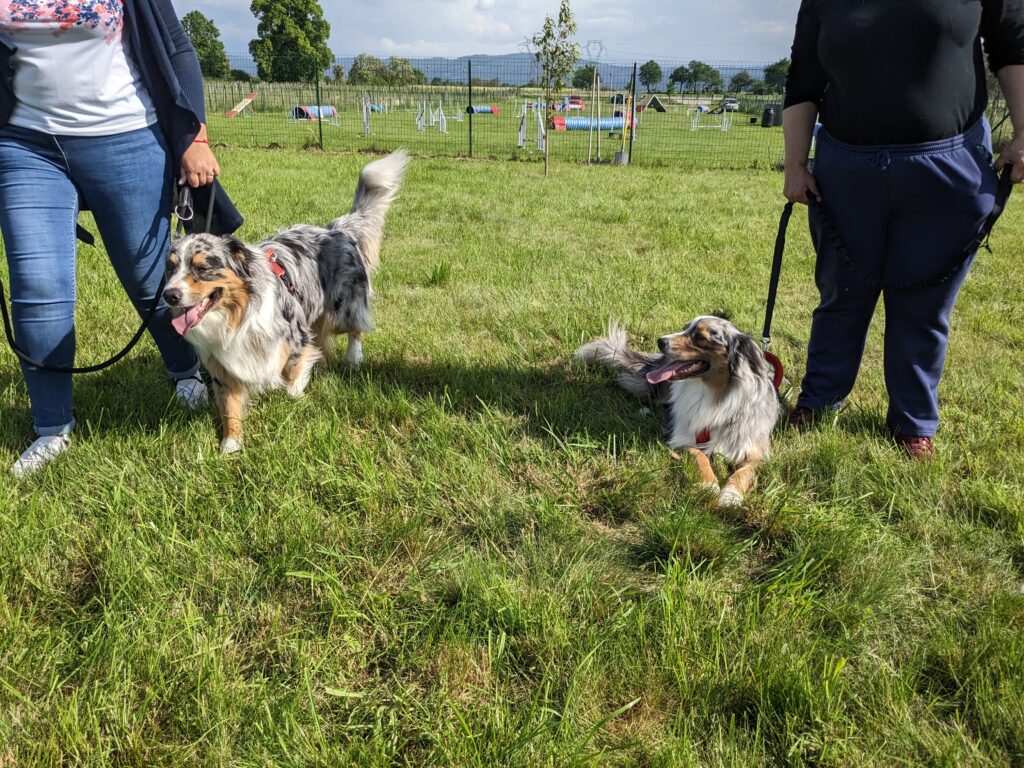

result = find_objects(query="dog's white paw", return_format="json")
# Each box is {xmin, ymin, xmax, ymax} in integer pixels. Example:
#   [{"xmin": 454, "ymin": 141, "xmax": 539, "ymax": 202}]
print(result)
[
  {"xmin": 346, "ymin": 338, "xmax": 363, "ymax": 368},
  {"xmin": 219, "ymin": 437, "xmax": 243, "ymax": 455},
  {"xmin": 701, "ymin": 481, "xmax": 721, "ymax": 494},
  {"xmin": 717, "ymin": 487, "xmax": 744, "ymax": 508}
]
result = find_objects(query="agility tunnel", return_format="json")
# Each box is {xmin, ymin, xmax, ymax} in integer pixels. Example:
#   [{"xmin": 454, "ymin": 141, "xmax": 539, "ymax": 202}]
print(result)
[
  {"xmin": 552, "ymin": 115, "xmax": 636, "ymax": 131},
  {"xmin": 467, "ymin": 105, "xmax": 499, "ymax": 115},
  {"xmin": 290, "ymin": 105, "xmax": 338, "ymax": 120}
]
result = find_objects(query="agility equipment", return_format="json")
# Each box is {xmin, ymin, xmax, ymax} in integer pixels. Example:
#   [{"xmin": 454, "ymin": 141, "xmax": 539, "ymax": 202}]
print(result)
[
  {"xmin": 290, "ymin": 105, "xmax": 339, "ymax": 125},
  {"xmin": 690, "ymin": 106, "xmax": 731, "ymax": 131},
  {"xmin": 467, "ymin": 105, "xmax": 499, "ymax": 115},
  {"xmin": 225, "ymin": 92, "xmax": 257, "ymax": 118},
  {"xmin": 517, "ymin": 99, "xmax": 545, "ymax": 151},
  {"xmin": 554, "ymin": 116, "xmax": 635, "ymax": 131},
  {"xmin": 416, "ymin": 100, "xmax": 447, "ymax": 134}
]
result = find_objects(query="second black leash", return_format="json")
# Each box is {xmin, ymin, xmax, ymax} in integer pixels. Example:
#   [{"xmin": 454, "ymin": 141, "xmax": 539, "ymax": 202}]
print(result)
[{"xmin": 0, "ymin": 184, "xmax": 215, "ymax": 374}]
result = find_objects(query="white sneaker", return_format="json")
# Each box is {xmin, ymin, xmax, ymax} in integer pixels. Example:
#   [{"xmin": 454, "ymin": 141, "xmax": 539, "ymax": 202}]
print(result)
[
  {"xmin": 11, "ymin": 434, "xmax": 70, "ymax": 479},
  {"xmin": 175, "ymin": 374, "xmax": 209, "ymax": 409}
]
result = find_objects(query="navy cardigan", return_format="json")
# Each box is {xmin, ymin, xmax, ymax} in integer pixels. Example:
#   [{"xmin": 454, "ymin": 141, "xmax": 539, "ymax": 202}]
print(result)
[{"xmin": 0, "ymin": 0, "xmax": 242, "ymax": 236}]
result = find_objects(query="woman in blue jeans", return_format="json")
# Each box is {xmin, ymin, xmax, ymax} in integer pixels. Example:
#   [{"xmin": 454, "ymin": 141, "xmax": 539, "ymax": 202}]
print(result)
[{"xmin": 0, "ymin": 0, "xmax": 242, "ymax": 477}]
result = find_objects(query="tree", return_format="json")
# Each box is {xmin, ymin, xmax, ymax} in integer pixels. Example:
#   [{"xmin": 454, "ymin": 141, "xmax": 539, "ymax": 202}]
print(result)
[
  {"xmin": 532, "ymin": 0, "xmax": 579, "ymax": 175},
  {"xmin": 249, "ymin": 0, "xmax": 332, "ymax": 83},
  {"xmin": 181, "ymin": 11, "xmax": 229, "ymax": 79},
  {"xmin": 328, "ymin": 64, "xmax": 345, "ymax": 84},
  {"xmin": 668, "ymin": 64, "xmax": 689, "ymax": 92},
  {"xmin": 386, "ymin": 56, "xmax": 426, "ymax": 86},
  {"xmin": 764, "ymin": 58, "xmax": 790, "ymax": 94},
  {"xmin": 347, "ymin": 53, "xmax": 389, "ymax": 85},
  {"xmin": 230, "ymin": 68, "xmax": 255, "ymax": 82},
  {"xmin": 665, "ymin": 79, "xmax": 676, "ymax": 96},
  {"xmin": 639, "ymin": 60, "xmax": 662, "ymax": 93},
  {"xmin": 687, "ymin": 60, "xmax": 722, "ymax": 93},
  {"xmin": 729, "ymin": 70, "xmax": 754, "ymax": 93},
  {"xmin": 571, "ymin": 63, "xmax": 597, "ymax": 91}
]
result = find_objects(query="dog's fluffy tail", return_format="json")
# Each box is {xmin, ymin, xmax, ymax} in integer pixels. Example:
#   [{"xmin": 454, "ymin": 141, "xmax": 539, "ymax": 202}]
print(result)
[
  {"xmin": 575, "ymin": 320, "xmax": 663, "ymax": 399},
  {"xmin": 330, "ymin": 149, "xmax": 409, "ymax": 271}
]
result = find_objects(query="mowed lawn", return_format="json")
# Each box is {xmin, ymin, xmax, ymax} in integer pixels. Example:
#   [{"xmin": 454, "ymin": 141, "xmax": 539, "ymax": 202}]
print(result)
[{"xmin": 1, "ymin": 149, "xmax": 1023, "ymax": 766}]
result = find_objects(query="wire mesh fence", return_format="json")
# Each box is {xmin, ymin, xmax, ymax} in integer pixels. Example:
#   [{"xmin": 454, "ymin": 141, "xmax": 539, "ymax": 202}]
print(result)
[{"xmin": 206, "ymin": 53, "xmax": 1016, "ymax": 169}]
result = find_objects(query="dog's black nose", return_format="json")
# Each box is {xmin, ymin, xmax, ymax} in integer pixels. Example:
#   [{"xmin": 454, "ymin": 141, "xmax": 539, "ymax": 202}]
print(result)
[
  {"xmin": 162, "ymin": 287, "xmax": 183, "ymax": 307},
  {"xmin": 657, "ymin": 337, "xmax": 668, "ymax": 353}
]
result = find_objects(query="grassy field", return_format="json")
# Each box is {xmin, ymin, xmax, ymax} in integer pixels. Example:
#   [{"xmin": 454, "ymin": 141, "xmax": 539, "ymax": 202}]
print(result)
[{"xmin": 1, "ymin": 149, "xmax": 1023, "ymax": 766}]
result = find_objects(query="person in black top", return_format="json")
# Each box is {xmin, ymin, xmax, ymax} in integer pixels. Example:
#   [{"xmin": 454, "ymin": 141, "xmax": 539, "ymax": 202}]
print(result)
[{"xmin": 781, "ymin": 0, "xmax": 1024, "ymax": 458}]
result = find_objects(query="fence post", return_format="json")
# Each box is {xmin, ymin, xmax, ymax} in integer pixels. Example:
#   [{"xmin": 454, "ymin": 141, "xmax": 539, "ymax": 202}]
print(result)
[
  {"xmin": 628, "ymin": 62, "xmax": 637, "ymax": 165},
  {"xmin": 467, "ymin": 60, "xmax": 473, "ymax": 158},
  {"xmin": 313, "ymin": 57, "xmax": 325, "ymax": 150}
]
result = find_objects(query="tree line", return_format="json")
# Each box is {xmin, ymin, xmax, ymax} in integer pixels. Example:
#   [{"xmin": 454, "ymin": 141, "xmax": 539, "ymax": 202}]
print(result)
[{"xmin": 182, "ymin": 1, "xmax": 429, "ymax": 85}]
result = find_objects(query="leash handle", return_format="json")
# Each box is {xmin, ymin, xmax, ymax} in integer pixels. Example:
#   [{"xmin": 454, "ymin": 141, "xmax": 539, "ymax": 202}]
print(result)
[
  {"xmin": 761, "ymin": 200, "xmax": 795, "ymax": 350},
  {"xmin": 2, "ymin": 183, "xmax": 216, "ymax": 374}
]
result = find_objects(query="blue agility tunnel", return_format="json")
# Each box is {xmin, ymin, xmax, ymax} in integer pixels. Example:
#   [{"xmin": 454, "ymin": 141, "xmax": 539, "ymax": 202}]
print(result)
[{"xmin": 291, "ymin": 105, "xmax": 338, "ymax": 120}]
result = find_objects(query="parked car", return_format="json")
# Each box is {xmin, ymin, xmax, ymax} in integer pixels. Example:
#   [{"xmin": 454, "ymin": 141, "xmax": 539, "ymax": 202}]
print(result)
[{"xmin": 722, "ymin": 97, "xmax": 740, "ymax": 112}]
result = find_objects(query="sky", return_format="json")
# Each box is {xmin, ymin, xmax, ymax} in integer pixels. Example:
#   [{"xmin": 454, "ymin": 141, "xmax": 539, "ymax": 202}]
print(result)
[{"xmin": 170, "ymin": 0, "xmax": 802, "ymax": 64}]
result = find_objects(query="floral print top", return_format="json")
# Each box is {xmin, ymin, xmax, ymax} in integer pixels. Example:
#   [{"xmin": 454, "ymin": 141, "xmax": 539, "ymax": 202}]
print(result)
[{"xmin": 0, "ymin": 0, "xmax": 157, "ymax": 134}]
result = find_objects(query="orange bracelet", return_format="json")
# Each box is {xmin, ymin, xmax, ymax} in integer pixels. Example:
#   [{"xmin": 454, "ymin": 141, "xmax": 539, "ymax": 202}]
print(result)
[{"xmin": 193, "ymin": 138, "xmax": 209, "ymax": 144}]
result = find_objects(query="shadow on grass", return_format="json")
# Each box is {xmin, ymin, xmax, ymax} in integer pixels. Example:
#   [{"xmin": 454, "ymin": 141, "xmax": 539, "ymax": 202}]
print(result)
[
  {"xmin": 0, "ymin": 354, "xmax": 206, "ymax": 455},
  {"xmin": 353, "ymin": 353, "xmax": 667, "ymax": 448}
]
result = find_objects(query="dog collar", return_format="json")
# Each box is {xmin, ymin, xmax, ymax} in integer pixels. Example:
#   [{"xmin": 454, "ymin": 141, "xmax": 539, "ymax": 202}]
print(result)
[{"xmin": 265, "ymin": 248, "xmax": 296, "ymax": 293}]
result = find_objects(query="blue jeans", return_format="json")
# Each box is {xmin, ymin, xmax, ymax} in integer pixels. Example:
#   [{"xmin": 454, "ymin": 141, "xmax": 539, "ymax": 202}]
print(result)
[
  {"xmin": 799, "ymin": 119, "xmax": 998, "ymax": 436},
  {"xmin": 0, "ymin": 123, "xmax": 199, "ymax": 437}
]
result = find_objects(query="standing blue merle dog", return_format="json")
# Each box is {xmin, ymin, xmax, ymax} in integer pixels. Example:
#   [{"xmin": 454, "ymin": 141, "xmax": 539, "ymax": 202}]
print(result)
[{"xmin": 162, "ymin": 151, "xmax": 408, "ymax": 453}]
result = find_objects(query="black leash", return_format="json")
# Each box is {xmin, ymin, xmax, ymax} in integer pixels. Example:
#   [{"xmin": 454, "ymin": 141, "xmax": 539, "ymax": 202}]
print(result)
[
  {"xmin": 762, "ymin": 165, "xmax": 1014, "ymax": 351},
  {"xmin": 0, "ymin": 184, "xmax": 215, "ymax": 374}
]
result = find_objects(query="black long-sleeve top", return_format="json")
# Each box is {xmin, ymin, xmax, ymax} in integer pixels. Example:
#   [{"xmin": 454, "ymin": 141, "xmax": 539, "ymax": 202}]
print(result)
[{"xmin": 784, "ymin": 0, "xmax": 1024, "ymax": 145}]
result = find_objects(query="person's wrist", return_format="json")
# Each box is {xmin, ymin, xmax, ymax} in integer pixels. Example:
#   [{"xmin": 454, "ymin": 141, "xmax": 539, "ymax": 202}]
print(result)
[{"xmin": 783, "ymin": 161, "xmax": 808, "ymax": 173}]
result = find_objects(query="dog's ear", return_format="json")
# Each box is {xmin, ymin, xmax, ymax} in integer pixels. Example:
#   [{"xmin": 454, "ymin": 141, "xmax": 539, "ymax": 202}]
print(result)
[
  {"xmin": 727, "ymin": 333, "xmax": 764, "ymax": 376},
  {"xmin": 711, "ymin": 307, "xmax": 733, "ymax": 322},
  {"xmin": 222, "ymin": 235, "xmax": 250, "ymax": 267}
]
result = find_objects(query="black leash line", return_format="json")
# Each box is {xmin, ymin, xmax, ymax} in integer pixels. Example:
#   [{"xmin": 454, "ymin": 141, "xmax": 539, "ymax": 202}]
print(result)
[{"xmin": 0, "ymin": 183, "xmax": 215, "ymax": 374}]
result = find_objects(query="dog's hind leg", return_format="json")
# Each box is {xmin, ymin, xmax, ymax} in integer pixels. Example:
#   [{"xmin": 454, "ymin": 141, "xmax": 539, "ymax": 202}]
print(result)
[
  {"xmin": 718, "ymin": 451, "xmax": 763, "ymax": 508},
  {"xmin": 312, "ymin": 317, "xmax": 337, "ymax": 366}
]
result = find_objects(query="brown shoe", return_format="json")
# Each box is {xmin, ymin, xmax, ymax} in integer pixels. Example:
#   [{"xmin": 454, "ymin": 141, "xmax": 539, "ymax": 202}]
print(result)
[
  {"xmin": 787, "ymin": 406, "xmax": 816, "ymax": 430},
  {"xmin": 895, "ymin": 434, "xmax": 934, "ymax": 459}
]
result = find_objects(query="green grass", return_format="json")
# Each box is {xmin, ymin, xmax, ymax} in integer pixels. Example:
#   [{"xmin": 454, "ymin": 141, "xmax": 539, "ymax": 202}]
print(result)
[{"xmin": 1, "ymin": 149, "xmax": 1023, "ymax": 766}]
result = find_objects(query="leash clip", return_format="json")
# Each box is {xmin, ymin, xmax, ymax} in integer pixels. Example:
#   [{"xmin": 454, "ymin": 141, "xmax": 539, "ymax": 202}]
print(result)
[
  {"xmin": 175, "ymin": 187, "xmax": 194, "ymax": 222},
  {"xmin": 761, "ymin": 335, "xmax": 771, "ymax": 352}
]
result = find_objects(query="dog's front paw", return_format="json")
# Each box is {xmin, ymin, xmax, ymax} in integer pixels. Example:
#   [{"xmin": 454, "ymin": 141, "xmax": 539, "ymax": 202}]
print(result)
[
  {"xmin": 220, "ymin": 437, "xmax": 243, "ymax": 455},
  {"xmin": 717, "ymin": 487, "xmax": 744, "ymax": 508},
  {"xmin": 701, "ymin": 481, "xmax": 721, "ymax": 494}
]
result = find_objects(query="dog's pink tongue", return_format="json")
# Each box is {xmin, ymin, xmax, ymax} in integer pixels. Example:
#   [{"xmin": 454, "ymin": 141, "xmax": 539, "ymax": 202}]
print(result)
[
  {"xmin": 646, "ymin": 360, "xmax": 690, "ymax": 385},
  {"xmin": 171, "ymin": 305, "xmax": 203, "ymax": 336}
]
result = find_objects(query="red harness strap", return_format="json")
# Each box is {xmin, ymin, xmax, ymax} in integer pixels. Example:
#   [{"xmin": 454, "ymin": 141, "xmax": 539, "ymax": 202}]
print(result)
[
  {"xmin": 265, "ymin": 248, "xmax": 296, "ymax": 293},
  {"xmin": 695, "ymin": 427, "xmax": 712, "ymax": 446}
]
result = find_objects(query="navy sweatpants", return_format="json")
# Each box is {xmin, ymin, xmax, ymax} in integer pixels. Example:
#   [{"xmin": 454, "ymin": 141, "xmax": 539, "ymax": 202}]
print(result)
[{"xmin": 798, "ymin": 119, "xmax": 999, "ymax": 436}]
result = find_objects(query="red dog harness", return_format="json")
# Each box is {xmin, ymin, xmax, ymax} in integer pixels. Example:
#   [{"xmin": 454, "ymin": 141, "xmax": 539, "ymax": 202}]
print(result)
[{"xmin": 265, "ymin": 248, "xmax": 296, "ymax": 293}]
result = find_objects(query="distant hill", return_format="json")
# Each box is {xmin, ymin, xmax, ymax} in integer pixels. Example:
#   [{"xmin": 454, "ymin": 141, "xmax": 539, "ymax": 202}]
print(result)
[{"xmin": 226, "ymin": 51, "xmax": 767, "ymax": 90}]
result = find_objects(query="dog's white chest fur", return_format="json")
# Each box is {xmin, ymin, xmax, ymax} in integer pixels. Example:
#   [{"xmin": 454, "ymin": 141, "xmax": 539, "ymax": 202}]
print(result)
[
  {"xmin": 187, "ymin": 309, "xmax": 285, "ymax": 391},
  {"xmin": 666, "ymin": 379, "xmax": 775, "ymax": 463}
]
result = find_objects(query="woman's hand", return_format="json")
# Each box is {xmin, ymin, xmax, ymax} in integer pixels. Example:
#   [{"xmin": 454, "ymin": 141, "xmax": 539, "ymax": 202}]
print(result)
[
  {"xmin": 995, "ymin": 131, "xmax": 1024, "ymax": 183},
  {"xmin": 783, "ymin": 163, "xmax": 821, "ymax": 204},
  {"xmin": 179, "ymin": 125, "xmax": 220, "ymax": 188}
]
